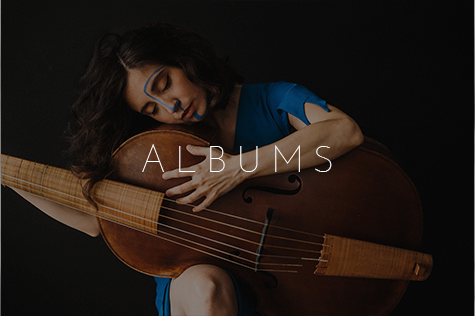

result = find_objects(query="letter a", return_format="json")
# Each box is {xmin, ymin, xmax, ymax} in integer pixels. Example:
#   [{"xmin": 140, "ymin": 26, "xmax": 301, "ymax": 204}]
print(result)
[{"xmin": 142, "ymin": 144, "xmax": 164, "ymax": 172}]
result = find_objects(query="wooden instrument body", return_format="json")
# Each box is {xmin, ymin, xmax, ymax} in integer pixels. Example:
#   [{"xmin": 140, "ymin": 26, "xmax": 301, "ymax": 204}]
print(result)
[{"xmin": 100, "ymin": 129, "xmax": 424, "ymax": 316}]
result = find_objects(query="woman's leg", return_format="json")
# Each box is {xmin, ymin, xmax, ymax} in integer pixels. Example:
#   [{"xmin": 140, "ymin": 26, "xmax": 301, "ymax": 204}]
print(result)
[{"xmin": 169, "ymin": 264, "xmax": 239, "ymax": 316}]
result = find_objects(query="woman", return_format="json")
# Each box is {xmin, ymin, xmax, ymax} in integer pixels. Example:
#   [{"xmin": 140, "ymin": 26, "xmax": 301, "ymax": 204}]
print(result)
[{"xmin": 13, "ymin": 22, "xmax": 363, "ymax": 315}]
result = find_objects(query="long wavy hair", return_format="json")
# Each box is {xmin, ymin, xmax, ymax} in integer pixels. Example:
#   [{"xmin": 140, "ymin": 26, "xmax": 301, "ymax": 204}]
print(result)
[{"xmin": 67, "ymin": 22, "xmax": 243, "ymax": 206}]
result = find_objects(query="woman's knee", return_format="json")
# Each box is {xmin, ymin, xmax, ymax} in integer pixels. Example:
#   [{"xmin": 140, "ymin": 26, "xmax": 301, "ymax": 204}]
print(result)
[
  {"xmin": 170, "ymin": 265, "xmax": 238, "ymax": 315},
  {"xmin": 192, "ymin": 268, "xmax": 221, "ymax": 301},
  {"xmin": 178, "ymin": 265, "xmax": 233, "ymax": 300}
]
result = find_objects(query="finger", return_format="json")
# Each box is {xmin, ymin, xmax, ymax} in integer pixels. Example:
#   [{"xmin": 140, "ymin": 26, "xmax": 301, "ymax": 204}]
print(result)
[
  {"xmin": 186, "ymin": 145, "xmax": 210, "ymax": 157},
  {"xmin": 192, "ymin": 194, "xmax": 217, "ymax": 213},
  {"xmin": 175, "ymin": 189, "xmax": 205, "ymax": 205},
  {"xmin": 162, "ymin": 166, "xmax": 195, "ymax": 180},
  {"xmin": 165, "ymin": 181, "xmax": 195, "ymax": 197},
  {"xmin": 192, "ymin": 204, "xmax": 207, "ymax": 213}
]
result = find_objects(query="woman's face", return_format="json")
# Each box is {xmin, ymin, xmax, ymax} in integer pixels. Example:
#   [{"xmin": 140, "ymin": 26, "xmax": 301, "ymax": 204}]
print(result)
[{"xmin": 125, "ymin": 64, "xmax": 208, "ymax": 124}]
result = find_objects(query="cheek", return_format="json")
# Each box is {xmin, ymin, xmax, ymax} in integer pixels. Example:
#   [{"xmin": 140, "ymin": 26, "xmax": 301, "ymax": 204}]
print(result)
[
  {"xmin": 177, "ymin": 74, "xmax": 201, "ymax": 95},
  {"xmin": 153, "ymin": 113, "xmax": 176, "ymax": 124}
]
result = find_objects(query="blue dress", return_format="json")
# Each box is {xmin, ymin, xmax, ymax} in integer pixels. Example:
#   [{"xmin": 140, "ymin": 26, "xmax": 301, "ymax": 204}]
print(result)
[{"xmin": 154, "ymin": 81, "xmax": 328, "ymax": 315}]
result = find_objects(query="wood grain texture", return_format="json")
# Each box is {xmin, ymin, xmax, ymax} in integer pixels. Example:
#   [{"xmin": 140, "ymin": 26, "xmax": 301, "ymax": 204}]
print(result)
[{"xmin": 1, "ymin": 154, "xmax": 164, "ymax": 234}]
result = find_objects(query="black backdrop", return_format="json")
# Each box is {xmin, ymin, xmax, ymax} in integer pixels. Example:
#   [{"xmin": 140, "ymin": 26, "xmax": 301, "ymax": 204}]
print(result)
[{"xmin": 2, "ymin": 1, "xmax": 473, "ymax": 315}]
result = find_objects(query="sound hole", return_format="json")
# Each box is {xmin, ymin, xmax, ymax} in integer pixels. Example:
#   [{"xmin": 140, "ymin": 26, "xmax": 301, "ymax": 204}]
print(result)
[
  {"xmin": 242, "ymin": 174, "xmax": 302, "ymax": 203},
  {"xmin": 229, "ymin": 250, "xmax": 241, "ymax": 261},
  {"xmin": 259, "ymin": 271, "xmax": 278, "ymax": 289}
]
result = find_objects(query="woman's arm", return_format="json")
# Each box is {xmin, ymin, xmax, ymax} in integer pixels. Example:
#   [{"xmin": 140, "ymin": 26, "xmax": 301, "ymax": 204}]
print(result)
[
  {"xmin": 11, "ymin": 188, "xmax": 101, "ymax": 237},
  {"xmin": 242, "ymin": 103, "xmax": 363, "ymax": 178},
  {"xmin": 163, "ymin": 102, "xmax": 363, "ymax": 212}
]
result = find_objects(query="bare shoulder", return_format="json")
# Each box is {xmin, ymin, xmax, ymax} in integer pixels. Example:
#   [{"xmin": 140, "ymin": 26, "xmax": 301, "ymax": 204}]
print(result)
[{"xmin": 289, "ymin": 103, "xmax": 356, "ymax": 130}]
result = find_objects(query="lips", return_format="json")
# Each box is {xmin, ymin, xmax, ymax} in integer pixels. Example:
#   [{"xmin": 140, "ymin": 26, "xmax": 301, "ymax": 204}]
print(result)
[{"xmin": 182, "ymin": 102, "xmax": 194, "ymax": 119}]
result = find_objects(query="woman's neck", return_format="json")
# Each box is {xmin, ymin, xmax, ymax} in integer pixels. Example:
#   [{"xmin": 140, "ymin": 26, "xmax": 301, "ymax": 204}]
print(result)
[{"xmin": 203, "ymin": 85, "xmax": 242, "ymax": 150}]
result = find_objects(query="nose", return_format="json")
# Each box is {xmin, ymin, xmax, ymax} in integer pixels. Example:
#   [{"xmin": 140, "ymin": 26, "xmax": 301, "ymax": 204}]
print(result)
[
  {"xmin": 175, "ymin": 100, "xmax": 185, "ymax": 112},
  {"xmin": 156, "ymin": 98, "xmax": 183, "ymax": 115},
  {"xmin": 171, "ymin": 99, "xmax": 186, "ymax": 119}
]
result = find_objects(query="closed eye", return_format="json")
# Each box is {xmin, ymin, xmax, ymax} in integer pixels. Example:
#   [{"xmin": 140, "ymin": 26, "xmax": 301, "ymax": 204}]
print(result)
[
  {"xmin": 151, "ymin": 104, "xmax": 158, "ymax": 116},
  {"xmin": 141, "ymin": 102, "xmax": 158, "ymax": 116},
  {"xmin": 162, "ymin": 74, "xmax": 170, "ymax": 92}
]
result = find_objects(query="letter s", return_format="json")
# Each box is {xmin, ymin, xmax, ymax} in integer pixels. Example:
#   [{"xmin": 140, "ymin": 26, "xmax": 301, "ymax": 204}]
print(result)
[{"xmin": 315, "ymin": 146, "xmax": 331, "ymax": 172}]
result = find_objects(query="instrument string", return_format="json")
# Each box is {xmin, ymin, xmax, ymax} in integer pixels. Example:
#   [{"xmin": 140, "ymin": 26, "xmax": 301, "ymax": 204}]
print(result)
[
  {"xmin": 93, "ymin": 177, "xmax": 325, "ymax": 244},
  {"xmin": 159, "ymin": 206, "xmax": 324, "ymax": 252},
  {"xmin": 3, "ymin": 174, "xmax": 263, "ymax": 256},
  {"xmin": 185, "ymin": 201, "xmax": 325, "ymax": 239},
  {"xmin": 2, "ymin": 176, "xmax": 266, "ymax": 267},
  {"xmin": 2, "ymin": 173, "xmax": 327, "ymax": 255},
  {"xmin": 4, "ymin": 169, "xmax": 325, "ymax": 246},
  {"xmin": 2, "ymin": 173, "xmax": 328, "ymax": 266},
  {"xmin": 92, "ymin": 172, "xmax": 325, "ymax": 240},
  {"xmin": 3, "ymin": 179, "xmax": 319, "ymax": 271}
]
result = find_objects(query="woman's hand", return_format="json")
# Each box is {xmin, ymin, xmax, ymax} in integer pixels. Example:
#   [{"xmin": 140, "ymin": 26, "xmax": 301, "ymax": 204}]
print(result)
[{"xmin": 162, "ymin": 145, "xmax": 248, "ymax": 212}]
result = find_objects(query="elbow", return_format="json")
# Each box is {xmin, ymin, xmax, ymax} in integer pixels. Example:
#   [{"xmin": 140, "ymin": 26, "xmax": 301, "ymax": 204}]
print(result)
[
  {"xmin": 83, "ymin": 216, "xmax": 101, "ymax": 237},
  {"xmin": 86, "ymin": 228, "xmax": 101, "ymax": 238},
  {"xmin": 344, "ymin": 118, "xmax": 364, "ymax": 150},
  {"xmin": 352, "ymin": 124, "xmax": 365, "ymax": 148}
]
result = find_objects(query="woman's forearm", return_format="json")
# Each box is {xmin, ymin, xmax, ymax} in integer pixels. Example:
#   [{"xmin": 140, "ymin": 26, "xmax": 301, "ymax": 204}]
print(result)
[
  {"xmin": 11, "ymin": 188, "xmax": 101, "ymax": 237},
  {"xmin": 240, "ymin": 117, "xmax": 364, "ymax": 179}
]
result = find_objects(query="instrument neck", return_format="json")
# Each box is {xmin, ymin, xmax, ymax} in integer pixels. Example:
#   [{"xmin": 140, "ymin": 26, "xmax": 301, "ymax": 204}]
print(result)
[{"xmin": 1, "ymin": 154, "xmax": 164, "ymax": 234}]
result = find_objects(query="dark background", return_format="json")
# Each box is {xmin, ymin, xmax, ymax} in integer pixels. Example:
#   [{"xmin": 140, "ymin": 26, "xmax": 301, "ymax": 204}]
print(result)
[{"xmin": 2, "ymin": 1, "xmax": 473, "ymax": 315}]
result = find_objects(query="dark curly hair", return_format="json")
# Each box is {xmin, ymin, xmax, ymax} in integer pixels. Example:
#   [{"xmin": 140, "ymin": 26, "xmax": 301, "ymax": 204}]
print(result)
[{"xmin": 67, "ymin": 22, "xmax": 243, "ymax": 206}]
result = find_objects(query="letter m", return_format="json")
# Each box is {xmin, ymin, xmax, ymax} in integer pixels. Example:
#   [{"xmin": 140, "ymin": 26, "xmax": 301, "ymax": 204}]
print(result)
[{"xmin": 275, "ymin": 145, "xmax": 300, "ymax": 172}]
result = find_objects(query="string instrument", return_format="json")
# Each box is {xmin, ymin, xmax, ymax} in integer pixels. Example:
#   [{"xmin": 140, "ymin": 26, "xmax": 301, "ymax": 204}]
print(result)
[{"xmin": 1, "ymin": 127, "xmax": 432, "ymax": 315}]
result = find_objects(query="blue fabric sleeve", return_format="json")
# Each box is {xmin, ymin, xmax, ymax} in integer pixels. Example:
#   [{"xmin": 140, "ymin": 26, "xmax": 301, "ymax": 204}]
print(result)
[
  {"xmin": 233, "ymin": 81, "xmax": 329, "ymax": 153},
  {"xmin": 155, "ymin": 277, "xmax": 172, "ymax": 316},
  {"xmin": 271, "ymin": 81, "xmax": 329, "ymax": 126}
]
